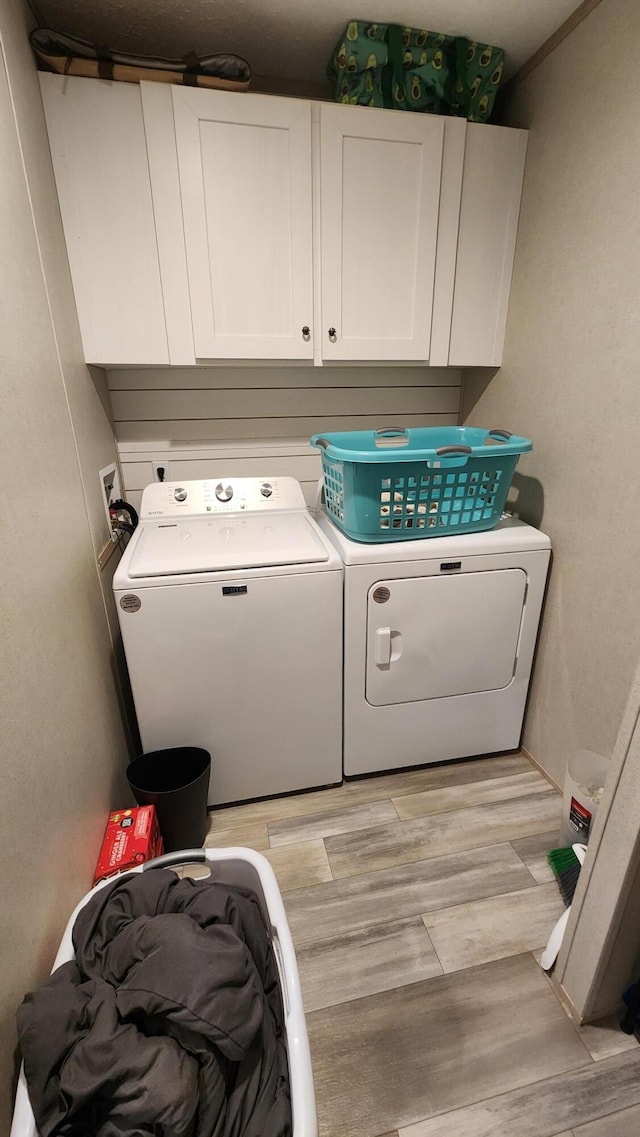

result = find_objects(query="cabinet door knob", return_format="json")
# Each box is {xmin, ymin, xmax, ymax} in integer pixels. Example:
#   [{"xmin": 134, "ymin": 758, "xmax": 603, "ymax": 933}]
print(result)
[
  {"xmin": 328, "ymin": 327, "xmax": 337, "ymax": 342},
  {"xmin": 302, "ymin": 325, "xmax": 311, "ymax": 341}
]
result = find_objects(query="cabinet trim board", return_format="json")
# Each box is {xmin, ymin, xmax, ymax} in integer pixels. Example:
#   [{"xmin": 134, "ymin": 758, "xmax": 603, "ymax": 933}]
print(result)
[
  {"xmin": 107, "ymin": 365, "xmax": 462, "ymax": 390},
  {"xmin": 115, "ymin": 412, "xmax": 459, "ymax": 443},
  {"xmin": 110, "ymin": 383, "xmax": 459, "ymax": 421},
  {"xmin": 140, "ymin": 82, "xmax": 195, "ymax": 365},
  {"xmin": 429, "ymin": 117, "xmax": 466, "ymax": 366}
]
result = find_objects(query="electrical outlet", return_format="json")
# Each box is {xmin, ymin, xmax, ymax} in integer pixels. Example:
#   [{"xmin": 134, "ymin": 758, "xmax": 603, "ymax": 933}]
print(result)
[
  {"xmin": 152, "ymin": 460, "xmax": 170, "ymax": 483},
  {"xmin": 99, "ymin": 462, "xmax": 121, "ymax": 538}
]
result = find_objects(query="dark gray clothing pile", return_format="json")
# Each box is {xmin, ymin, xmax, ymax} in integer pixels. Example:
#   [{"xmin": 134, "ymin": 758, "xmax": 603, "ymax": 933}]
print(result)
[{"xmin": 17, "ymin": 869, "xmax": 291, "ymax": 1137}]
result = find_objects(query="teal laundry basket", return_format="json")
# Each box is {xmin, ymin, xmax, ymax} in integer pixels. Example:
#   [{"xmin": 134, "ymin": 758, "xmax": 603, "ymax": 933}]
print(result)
[{"xmin": 311, "ymin": 426, "xmax": 532, "ymax": 542}]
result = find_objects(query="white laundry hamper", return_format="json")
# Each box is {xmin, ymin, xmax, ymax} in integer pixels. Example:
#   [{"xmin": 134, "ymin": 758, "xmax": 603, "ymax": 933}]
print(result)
[{"xmin": 10, "ymin": 847, "xmax": 317, "ymax": 1137}]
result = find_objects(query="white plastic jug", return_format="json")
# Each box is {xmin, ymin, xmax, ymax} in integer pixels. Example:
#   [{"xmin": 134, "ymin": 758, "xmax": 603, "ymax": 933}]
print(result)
[{"xmin": 559, "ymin": 749, "xmax": 608, "ymax": 847}]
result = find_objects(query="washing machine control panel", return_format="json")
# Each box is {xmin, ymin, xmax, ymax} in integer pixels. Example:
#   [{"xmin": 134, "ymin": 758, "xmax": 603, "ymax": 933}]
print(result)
[{"xmin": 140, "ymin": 476, "xmax": 307, "ymax": 518}]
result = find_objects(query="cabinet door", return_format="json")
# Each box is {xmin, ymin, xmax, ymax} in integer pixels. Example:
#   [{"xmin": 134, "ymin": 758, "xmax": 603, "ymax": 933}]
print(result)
[
  {"xmin": 448, "ymin": 124, "xmax": 527, "ymax": 366},
  {"xmin": 320, "ymin": 103, "xmax": 445, "ymax": 362},
  {"xmin": 39, "ymin": 74, "xmax": 169, "ymax": 365},
  {"xmin": 171, "ymin": 88, "xmax": 314, "ymax": 360}
]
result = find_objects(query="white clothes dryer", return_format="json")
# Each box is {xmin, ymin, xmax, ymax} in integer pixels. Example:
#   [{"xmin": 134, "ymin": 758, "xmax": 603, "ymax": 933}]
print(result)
[
  {"xmin": 315, "ymin": 511, "xmax": 550, "ymax": 776},
  {"xmin": 114, "ymin": 478, "xmax": 343, "ymax": 806}
]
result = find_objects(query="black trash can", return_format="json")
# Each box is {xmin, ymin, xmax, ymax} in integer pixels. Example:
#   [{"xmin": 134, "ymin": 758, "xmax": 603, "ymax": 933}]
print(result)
[{"xmin": 126, "ymin": 747, "xmax": 211, "ymax": 852}]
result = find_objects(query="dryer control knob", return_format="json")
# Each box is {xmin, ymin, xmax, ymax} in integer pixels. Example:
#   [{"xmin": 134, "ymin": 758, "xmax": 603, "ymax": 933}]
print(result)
[
  {"xmin": 260, "ymin": 482, "xmax": 273, "ymax": 498},
  {"xmin": 174, "ymin": 487, "xmax": 188, "ymax": 502},
  {"xmin": 215, "ymin": 482, "xmax": 233, "ymax": 502}
]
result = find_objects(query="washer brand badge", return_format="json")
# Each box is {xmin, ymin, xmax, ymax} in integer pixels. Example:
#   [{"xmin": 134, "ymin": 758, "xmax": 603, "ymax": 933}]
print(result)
[
  {"xmin": 120, "ymin": 594, "xmax": 141, "ymax": 613},
  {"xmin": 222, "ymin": 585, "xmax": 248, "ymax": 596},
  {"xmin": 373, "ymin": 586, "xmax": 390, "ymax": 604}
]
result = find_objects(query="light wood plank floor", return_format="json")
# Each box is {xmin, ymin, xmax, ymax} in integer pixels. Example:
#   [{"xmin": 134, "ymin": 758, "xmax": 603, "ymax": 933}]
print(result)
[{"xmin": 206, "ymin": 752, "xmax": 639, "ymax": 1137}]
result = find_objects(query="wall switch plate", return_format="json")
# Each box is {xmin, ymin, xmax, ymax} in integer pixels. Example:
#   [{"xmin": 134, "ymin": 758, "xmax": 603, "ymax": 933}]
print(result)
[
  {"xmin": 152, "ymin": 460, "xmax": 170, "ymax": 483},
  {"xmin": 99, "ymin": 462, "xmax": 121, "ymax": 538}
]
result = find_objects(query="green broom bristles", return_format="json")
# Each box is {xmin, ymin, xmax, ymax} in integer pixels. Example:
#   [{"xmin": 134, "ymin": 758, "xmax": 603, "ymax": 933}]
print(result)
[
  {"xmin": 547, "ymin": 845, "xmax": 582, "ymax": 906},
  {"xmin": 547, "ymin": 846, "xmax": 580, "ymax": 874}
]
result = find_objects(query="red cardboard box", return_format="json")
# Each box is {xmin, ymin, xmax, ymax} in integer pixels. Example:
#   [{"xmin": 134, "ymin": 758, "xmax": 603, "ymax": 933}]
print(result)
[{"xmin": 93, "ymin": 805, "xmax": 163, "ymax": 884}]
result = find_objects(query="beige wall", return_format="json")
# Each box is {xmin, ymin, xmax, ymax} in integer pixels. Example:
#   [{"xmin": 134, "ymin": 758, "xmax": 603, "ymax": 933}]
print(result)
[
  {"xmin": 2, "ymin": 5, "xmax": 119, "ymax": 555},
  {"xmin": 462, "ymin": 0, "xmax": 640, "ymax": 786},
  {"xmin": 0, "ymin": 1, "xmax": 130, "ymax": 1126}
]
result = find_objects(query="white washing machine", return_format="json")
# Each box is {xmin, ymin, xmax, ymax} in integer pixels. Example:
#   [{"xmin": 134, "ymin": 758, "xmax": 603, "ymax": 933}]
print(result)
[
  {"xmin": 315, "ymin": 511, "xmax": 550, "ymax": 776},
  {"xmin": 114, "ymin": 477, "xmax": 343, "ymax": 806}
]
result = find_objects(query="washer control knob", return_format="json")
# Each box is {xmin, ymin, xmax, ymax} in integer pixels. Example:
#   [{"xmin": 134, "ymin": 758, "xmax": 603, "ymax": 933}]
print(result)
[
  {"xmin": 174, "ymin": 487, "xmax": 188, "ymax": 502},
  {"xmin": 215, "ymin": 482, "xmax": 233, "ymax": 502},
  {"xmin": 260, "ymin": 482, "xmax": 273, "ymax": 498}
]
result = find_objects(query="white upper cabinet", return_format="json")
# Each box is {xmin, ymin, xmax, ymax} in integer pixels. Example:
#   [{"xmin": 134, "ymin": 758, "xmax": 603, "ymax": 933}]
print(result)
[
  {"xmin": 170, "ymin": 87, "xmax": 314, "ymax": 360},
  {"xmin": 320, "ymin": 103, "xmax": 446, "ymax": 363},
  {"xmin": 39, "ymin": 76, "xmax": 527, "ymax": 368},
  {"xmin": 39, "ymin": 74, "xmax": 169, "ymax": 366},
  {"xmin": 448, "ymin": 123, "xmax": 527, "ymax": 367}
]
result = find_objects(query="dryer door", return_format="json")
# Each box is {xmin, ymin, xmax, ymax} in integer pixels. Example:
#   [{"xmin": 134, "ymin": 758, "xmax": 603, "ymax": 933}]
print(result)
[{"xmin": 366, "ymin": 568, "xmax": 527, "ymax": 706}]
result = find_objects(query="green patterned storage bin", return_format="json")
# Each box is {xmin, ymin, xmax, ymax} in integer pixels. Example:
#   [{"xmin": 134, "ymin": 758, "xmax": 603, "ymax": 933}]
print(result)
[{"xmin": 328, "ymin": 21, "xmax": 504, "ymax": 123}]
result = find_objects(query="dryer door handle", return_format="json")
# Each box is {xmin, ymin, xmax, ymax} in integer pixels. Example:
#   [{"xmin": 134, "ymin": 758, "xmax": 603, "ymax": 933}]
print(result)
[{"xmin": 374, "ymin": 627, "xmax": 392, "ymax": 666}]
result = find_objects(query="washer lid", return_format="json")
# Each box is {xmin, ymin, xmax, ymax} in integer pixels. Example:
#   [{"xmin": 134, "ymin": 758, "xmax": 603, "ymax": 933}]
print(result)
[{"xmin": 128, "ymin": 513, "xmax": 330, "ymax": 577}]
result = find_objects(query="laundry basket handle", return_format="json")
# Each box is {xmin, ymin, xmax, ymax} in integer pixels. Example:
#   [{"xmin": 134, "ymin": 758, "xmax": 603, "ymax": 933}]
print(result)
[
  {"xmin": 375, "ymin": 426, "xmax": 408, "ymax": 437},
  {"xmin": 488, "ymin": 429, "xmax": 513, "ymax": 440},
  {"xmin": 315, "ymin": 437, "xmax": 330, "ymax": 450},
  {"xmin": 435, "ymin": 445, "xmax": 473, "ymax": 457},
  {"xmin": 143, "ymin": 849, "xmax": 207, "ymax": 870}
]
